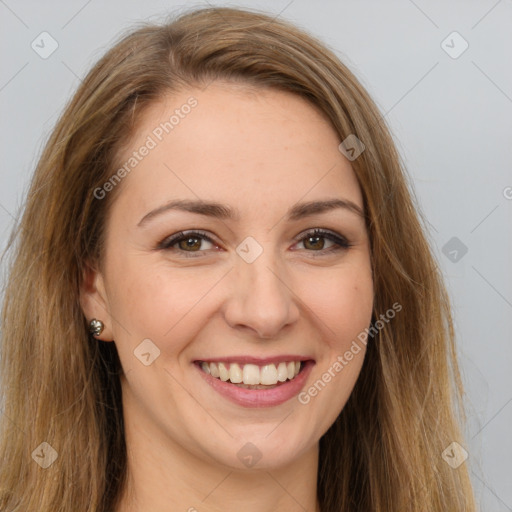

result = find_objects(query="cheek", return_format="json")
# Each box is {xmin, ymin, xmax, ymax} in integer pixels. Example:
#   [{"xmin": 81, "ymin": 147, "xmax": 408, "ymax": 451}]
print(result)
[
  {"xmin": 106, "ymin": 257, "xmax": 226, "ymax": 347},
  {"xmin": 302, "ymin": 263, "xmax": 374, "ymax": 348}
]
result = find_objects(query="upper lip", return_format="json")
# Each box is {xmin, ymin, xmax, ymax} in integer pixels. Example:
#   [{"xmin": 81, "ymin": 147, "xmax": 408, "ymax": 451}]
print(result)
[{"xmin": 195, "ymin": 355, "xmax": 314, "ymax": 365}]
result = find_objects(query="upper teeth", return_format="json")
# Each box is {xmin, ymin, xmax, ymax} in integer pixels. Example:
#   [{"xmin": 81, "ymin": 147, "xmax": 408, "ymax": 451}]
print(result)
[{"xmin": 200, "ymin": 361, "xmax": 301, "ymax": 385}]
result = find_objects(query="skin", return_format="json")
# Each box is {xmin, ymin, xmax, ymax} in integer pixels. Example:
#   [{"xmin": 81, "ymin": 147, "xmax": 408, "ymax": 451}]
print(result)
[{"xmin": 81, "ymin": 82, "xmax": 374, "ymax": 512}]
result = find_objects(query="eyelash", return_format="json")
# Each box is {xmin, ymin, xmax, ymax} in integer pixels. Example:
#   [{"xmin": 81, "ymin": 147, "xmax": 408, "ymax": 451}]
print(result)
[{"xmin": 157, "ymin": 228, "xmax": 352, "ymax": 258}]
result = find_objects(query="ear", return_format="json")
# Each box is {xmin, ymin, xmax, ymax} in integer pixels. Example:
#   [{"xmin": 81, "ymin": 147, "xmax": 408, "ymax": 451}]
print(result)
[{"xmin": 80, "ymin": 262, "xmax": 114, "ymax": 342}]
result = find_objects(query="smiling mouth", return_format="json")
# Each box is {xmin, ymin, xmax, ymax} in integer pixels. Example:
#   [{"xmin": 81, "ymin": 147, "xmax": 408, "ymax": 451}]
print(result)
[{"xmin": 196, "ymin": 360, "xmax": 305, "ymax": 389}]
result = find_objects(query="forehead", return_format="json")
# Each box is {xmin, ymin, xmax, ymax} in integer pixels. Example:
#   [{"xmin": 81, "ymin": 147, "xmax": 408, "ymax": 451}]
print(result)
[{"xmin": 111, "ymin": 83, "xmax": 363, "ymax": 223}]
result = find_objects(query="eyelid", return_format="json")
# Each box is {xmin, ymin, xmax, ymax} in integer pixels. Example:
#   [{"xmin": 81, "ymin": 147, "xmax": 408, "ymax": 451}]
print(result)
[
  {"xmin": 157, "ymin": 229, "xmax": 218, "ymax": 252},
  {"xmin": 293, "ymin": 227, "xmax": 349, "ymax": 245}
]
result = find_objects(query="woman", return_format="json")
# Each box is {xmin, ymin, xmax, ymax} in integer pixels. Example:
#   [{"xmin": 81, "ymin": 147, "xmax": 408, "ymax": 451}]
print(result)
[{"xmin": 0, "ymin": 6, "xmax": 476, "ymax": 511}]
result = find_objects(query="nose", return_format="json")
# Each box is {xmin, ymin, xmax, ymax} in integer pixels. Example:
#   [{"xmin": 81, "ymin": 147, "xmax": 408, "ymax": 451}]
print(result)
[{"xmin": 222, "ymin": 250, "xmax": 300, "ymax": 339}]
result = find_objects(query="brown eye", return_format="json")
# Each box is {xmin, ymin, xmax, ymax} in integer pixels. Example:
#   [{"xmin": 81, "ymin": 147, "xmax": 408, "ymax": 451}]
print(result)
[
  {"xmin": 177, "ymin": 236, "xmax": 203, "ymax": 251},
  {"xmin": 158, "ymin": 230, "xmax": 217, "ymax": 256},
  {"xmin": 294, "ymin": 228, "xmax": 351, "ymax": 254},
  {"xmin": 302, "ymin": 234, "xmax": 328, "ymax": 250}
]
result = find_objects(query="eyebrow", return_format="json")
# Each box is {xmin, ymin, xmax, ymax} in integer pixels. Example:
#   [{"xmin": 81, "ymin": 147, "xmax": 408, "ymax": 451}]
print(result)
[{"xmin": 137, "ymin": 198, "xmax": 365, "ymax": 227}]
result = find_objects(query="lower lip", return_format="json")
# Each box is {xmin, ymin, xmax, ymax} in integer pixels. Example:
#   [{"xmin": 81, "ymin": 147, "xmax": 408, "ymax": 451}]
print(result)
[{"xmin": 195, "ymin": 361, "xmax": 315, "ymax": 408}]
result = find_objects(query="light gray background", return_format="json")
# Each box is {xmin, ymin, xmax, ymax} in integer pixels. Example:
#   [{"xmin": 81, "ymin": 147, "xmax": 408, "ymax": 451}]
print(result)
[{"xmin": 1, "ymin": 0, "xmax": 511, "ymax": 509}]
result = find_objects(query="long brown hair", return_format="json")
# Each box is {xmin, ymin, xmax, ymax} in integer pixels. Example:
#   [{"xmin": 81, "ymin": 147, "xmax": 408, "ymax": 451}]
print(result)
[{"xmin": 0, "ymin": 6, "xmax": 475, "ymax": 511}]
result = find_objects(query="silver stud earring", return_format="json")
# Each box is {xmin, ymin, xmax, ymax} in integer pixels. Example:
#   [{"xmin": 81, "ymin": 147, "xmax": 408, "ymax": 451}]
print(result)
[{"xmin": 89, "ymin": 319, "xmax": 105, "ymax": 337}]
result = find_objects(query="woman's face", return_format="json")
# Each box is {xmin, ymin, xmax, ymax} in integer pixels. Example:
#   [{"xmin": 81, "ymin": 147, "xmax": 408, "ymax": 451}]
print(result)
[{"xmin": 82, "ymin": 82, "xmax": 373, "ymax": 471}]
